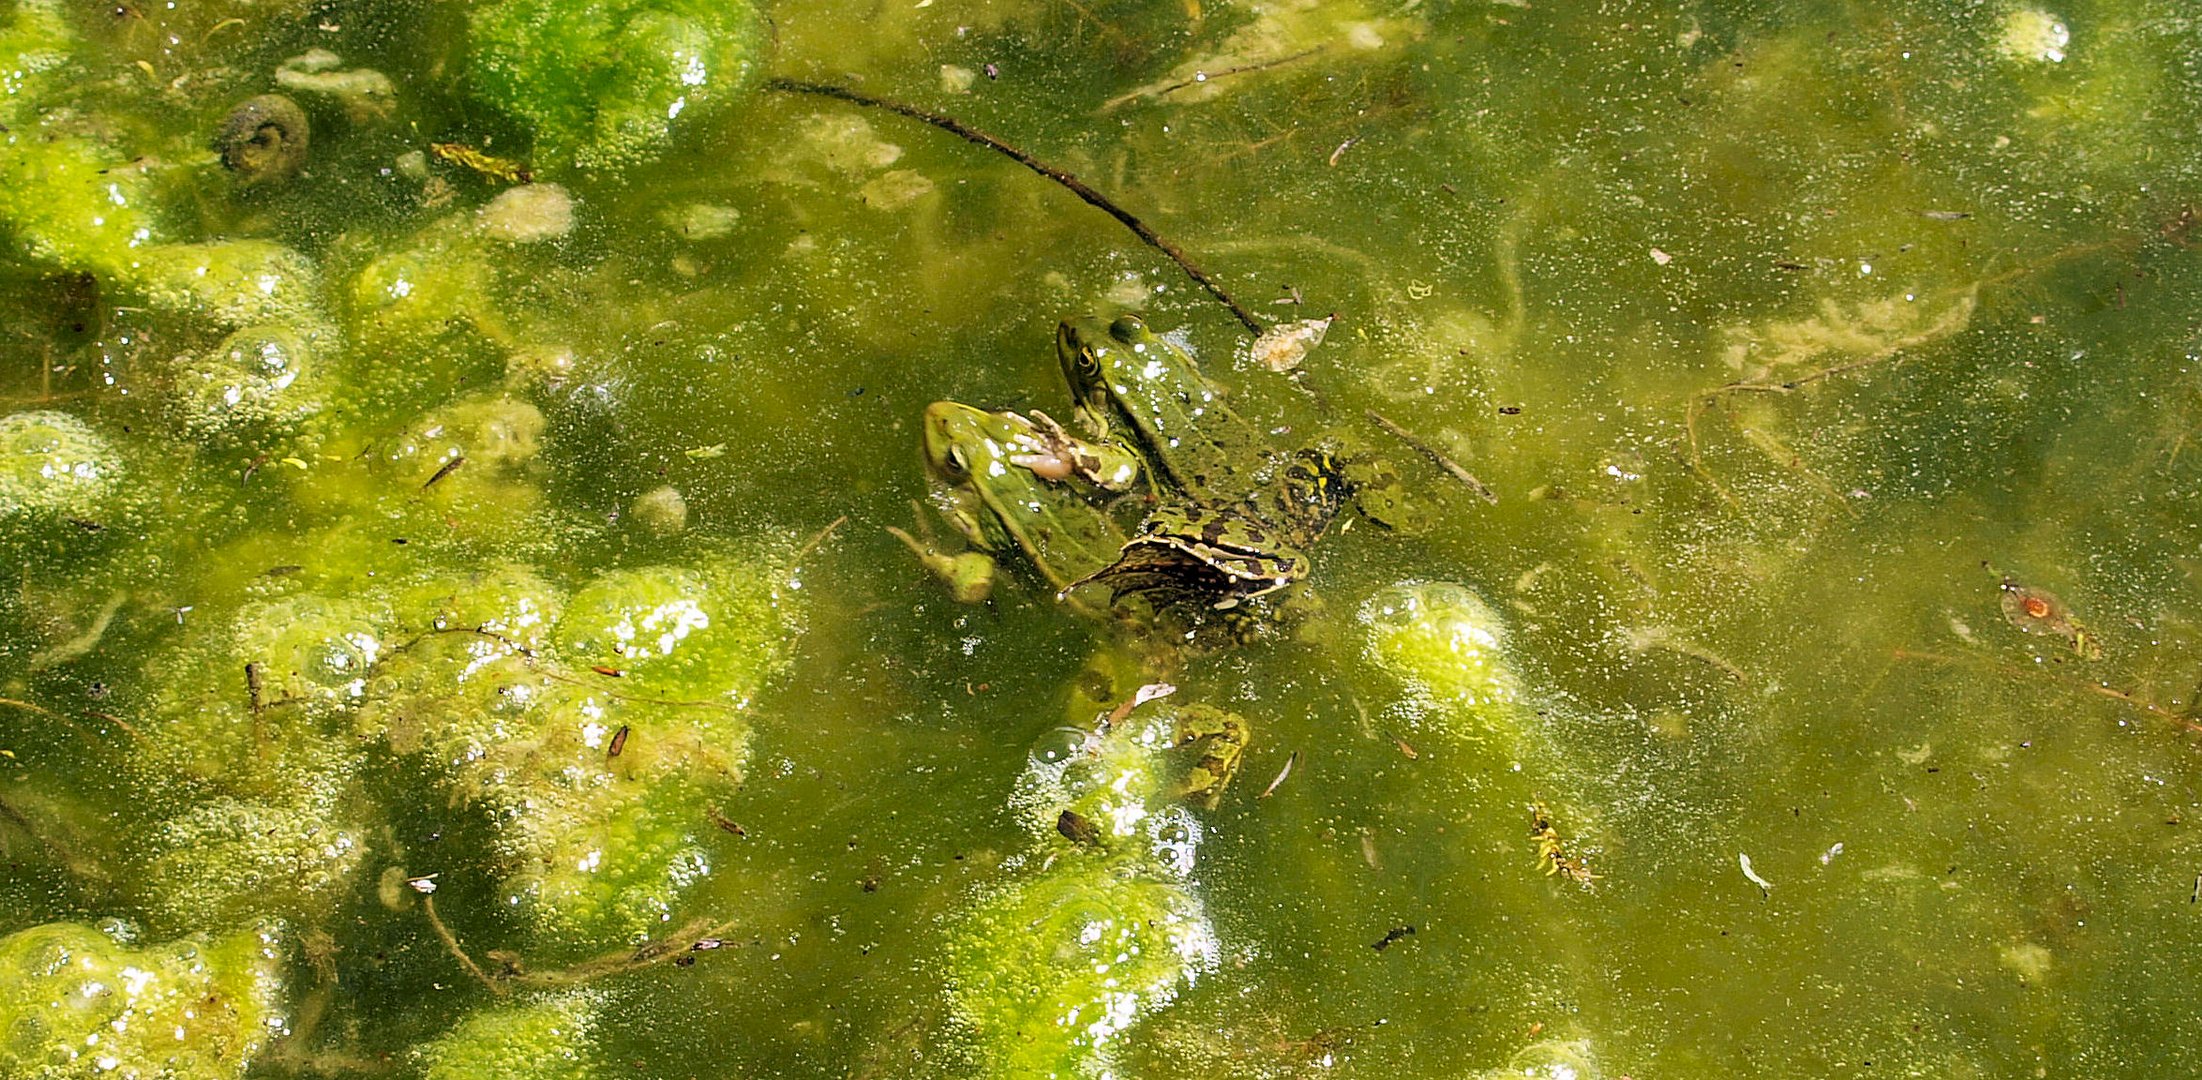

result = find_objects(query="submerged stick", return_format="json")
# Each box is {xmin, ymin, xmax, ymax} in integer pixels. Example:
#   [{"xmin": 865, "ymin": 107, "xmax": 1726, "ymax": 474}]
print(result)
[
  {"xmin": 1889, "ymin": 647, "xmax": 2202, "ymax": 735},
  {"xmin": 792, "ymin": 514, "xmax": 848, "ymax": 574},
  {"xmin": 421, "ymin": 894, "xmax": 505, "ymax": 995},
  {"xmin": 765, "ymin": 78, "xmax": 1263, "ymax": 334},
  {"xmin": 425, "ymin": 884, "xmax": 730, "ymax": 993},
  {"xmin": 1366, "ymin": 411, "xmax": 1498, "ymax": 503},
  {"xmin": 1101, "ymin": 46, "xmax": 1326, "ymax": 111}
]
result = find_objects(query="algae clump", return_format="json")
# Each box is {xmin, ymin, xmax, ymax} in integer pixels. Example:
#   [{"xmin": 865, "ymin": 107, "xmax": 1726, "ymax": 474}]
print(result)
[
  {"xmin": 468, "ymin": 0, "xmax": 766, "ymax": 172},
  {"xmin": 1361, "ymin": 580, "xmax": 1522, "ymax": 734},
  {"xmin": 947, "ymin": 702, "xmax": 1225, "ymax": 1078},
  {"xmin": 167, "ymin": 324, "xmax": 334, "ymax": 445},
  {"xmin": 0, "ymin": 923, "xmax": 281, "ymax": 1079},
  {"xmin": 372, "ymin": 553, "xmax": 801, "ymax": 954},
  {"xmin": 415, "ymin": 993, "xmax": 603, "ymax": 1080},
  {"xmin": 139, "ymin": 783, "xmax": 369, "ymax": 935},
  {"xmin": 0, "ymin": 411, "xmax": 120, "ymax": 524},
  {"xmin": 554, "ymin": 560, "xmax": 796, "ymax": 702}
]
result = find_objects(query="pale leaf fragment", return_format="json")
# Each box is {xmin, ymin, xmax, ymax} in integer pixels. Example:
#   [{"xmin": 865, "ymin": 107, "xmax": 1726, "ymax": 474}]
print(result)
[{"xmin": 1249, "ymin": 315, "xmax": 1334, "ymax": 372}]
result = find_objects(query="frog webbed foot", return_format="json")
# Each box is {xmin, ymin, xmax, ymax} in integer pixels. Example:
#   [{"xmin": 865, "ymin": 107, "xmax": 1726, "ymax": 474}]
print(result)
[
  {"xmin": 887, "ymin": 500, "xmax": 996, "ymax": 604},
  {"xmin": 1006, "ymin": 410, "xmax": 1142, "ymax": 493},
  {"xmin": 1166, "ymin": 704, "xmax": 1251, "ymax": 809},
  {"xmin": 1341, "ymin": 456, "xmax": 1436, "ymax": 535}
]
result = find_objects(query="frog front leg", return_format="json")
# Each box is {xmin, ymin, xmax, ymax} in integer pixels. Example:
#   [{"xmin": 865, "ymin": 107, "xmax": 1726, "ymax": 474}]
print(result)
[
  {"xmin": 886, "ymin": 500, "xmax": 997, "ymax": 604},
  {"xmin": 1007, "ymin": 409, "xmax": 1143, "ymax": 493}
]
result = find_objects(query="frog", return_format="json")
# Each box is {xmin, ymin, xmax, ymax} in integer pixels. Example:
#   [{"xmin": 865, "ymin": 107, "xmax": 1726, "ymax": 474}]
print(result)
[
  {"xmin": 1052, "ymin": 313, "xmax": 1248, "ymax": 503},
  {"xmin": 900, "ymin": 313, "xmax": 1389, "ymax": 632},
  {"xmin": 1041, "ymin": 670, "xmax": 1256, "ymax": 848},
  {"xmin": 888, "ymin": 400, "xmax": 1143, "ymax": 610},
  {"xmin": 1052, "ymin": 703, "xmax": 1249, "ymax": 845},
  {"xmin": 1053, "ymin": 314, "xmax": 1355, "ymax": 618},
  {"xmin": 1046, "ymin": 648, "xmax": 1250, "ymax": 804}
]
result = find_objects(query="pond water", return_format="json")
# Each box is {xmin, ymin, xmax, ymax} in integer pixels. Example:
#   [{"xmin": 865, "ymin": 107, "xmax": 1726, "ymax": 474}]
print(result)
[{"xmin": 2, "ymin": 1, "xmax": 2200, "ymax": 1077}]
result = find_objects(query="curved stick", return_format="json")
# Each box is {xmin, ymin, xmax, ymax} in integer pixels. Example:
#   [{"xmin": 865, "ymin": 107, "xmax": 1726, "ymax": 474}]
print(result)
[{"xmin": 766, "ymin": 78, "xmax": 1263, "ymax": 334}]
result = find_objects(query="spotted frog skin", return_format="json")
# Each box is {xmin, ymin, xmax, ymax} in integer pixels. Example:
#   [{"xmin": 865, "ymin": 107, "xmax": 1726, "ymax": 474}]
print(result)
[
  {"xmin": 1164, "ymin": 703, "xmax": 1248, "ymax": 810},
  {"xmin": 1055, "ymin": 315, "xmax": 1351, "ymax": 617}
]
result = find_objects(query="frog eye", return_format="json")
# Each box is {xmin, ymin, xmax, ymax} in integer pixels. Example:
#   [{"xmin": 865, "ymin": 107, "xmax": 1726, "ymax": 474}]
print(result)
[
  {"xmin": 1058, "ymin": 320, "xmax": 1106, "ymax": 384},
  {"xmin": 1109, "ymin": 314, "xmax": 1146, "ymax": 341},
  {"xmin": 1070, "ymin": 345, "xmax": 1103, "ymax": 383}
]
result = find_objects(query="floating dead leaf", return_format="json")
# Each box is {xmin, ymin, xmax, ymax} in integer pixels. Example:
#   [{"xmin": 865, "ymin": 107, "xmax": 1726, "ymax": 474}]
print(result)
[
  {"xmin": 1248, "ymin": 315, "xmax": 1334, "ymax": 372},
  {"xmin": 1106, "ymin": 682, "xmax": 1177, "ymax": 725}
]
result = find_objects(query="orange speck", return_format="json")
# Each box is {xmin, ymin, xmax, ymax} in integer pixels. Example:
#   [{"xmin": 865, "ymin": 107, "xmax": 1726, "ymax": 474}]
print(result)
[{"xmin": 2023, "ymin": 596, "xmax": 2051, "ymax": 619}]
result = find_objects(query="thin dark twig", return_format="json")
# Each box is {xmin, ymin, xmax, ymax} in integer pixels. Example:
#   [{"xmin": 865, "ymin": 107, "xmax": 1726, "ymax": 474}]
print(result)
[
  {"xmin": 1890, "ymin": 648, "xmax": 2202, "ymax": 735},
  {"xmin": 792, "ymin": 514, "xmax": 848, "ymax": 576},
  {"xmin": 0, "ymin": 696, "xmax": 68, "ymax": 722},
  {"xmin": 1366, "ymin": 411, "xmax": 1497, "ymax": 503},
  {"xmin": 1, "ymin": 696, "xmax": 129, "ymax": 749},
  {"xmin": 424, "ymin": 888, "xmax": 731, "ymax": 994},
  {"xmin": 766, "ymin": 78, "xmax": 1263, "ymax": 334}
]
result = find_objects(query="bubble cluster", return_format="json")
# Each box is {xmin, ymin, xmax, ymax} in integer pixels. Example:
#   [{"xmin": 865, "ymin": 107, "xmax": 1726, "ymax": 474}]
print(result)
[
  {"xmin": 414, "ymin": 992, "xmax": 604, "ymax": 1080},
  {"xmin": 0, "ymin": 922, "xmax": 280, "ymax": 1080},
  {"xmin": 0, "ymin": 411, "xmax": 119, "ymax": 523}
]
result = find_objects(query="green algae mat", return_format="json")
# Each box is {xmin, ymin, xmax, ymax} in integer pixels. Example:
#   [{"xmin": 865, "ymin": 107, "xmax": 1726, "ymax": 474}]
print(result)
[{"xmin": 2, "ymin": 1, "xmax": 2200, "ymax": 1076}]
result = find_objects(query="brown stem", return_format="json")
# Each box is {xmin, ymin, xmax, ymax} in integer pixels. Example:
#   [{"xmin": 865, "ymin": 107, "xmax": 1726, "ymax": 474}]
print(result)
[
  {"xmin": 502, "ymin": 917, "xmax": 735, "ymax": 989},
  {"xmin": 765, "ymin": 78, "xmax": 1264, "ymax": 334},
  {"xmin": 1101, "ymin": 46, "xmax": 1326, "ymax": 111},
  {"xmin": 792, "ymin": 514, "xmax": 847, "ymax": 575},
  {"xmin": 420, "ymin": 894, "xmax": 505, "ymax": 995},
  {"xmin": 1889, "ymin": 647, "xmax": 2202, "ymax": 734},
  {"xmin": 423, "ymin": 887, "xmax": 733, "ymax": 994}
]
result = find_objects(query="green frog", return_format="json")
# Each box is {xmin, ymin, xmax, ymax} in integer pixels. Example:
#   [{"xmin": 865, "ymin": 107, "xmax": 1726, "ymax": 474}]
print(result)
[
  {"xmin": 897, "ymin": 314, "xmax": 1363, "ymax": 630},
  {"xmin": 888, "ymin": 401, "xmax": 1142, "ymax": 610},
  {"xmin": 1053, "ymin": 314, "xmax": 1354, "ymax": 617},
  {"xmin": 1040, "ymin": 663, "xmax": 1255, "ymax": 842},
  {"xmin": 1047, "ymin": 650, "xmax": 1250, "ymax": 814}
]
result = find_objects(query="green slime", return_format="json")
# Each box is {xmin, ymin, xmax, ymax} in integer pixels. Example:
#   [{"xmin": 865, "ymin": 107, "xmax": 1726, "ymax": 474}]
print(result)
[{"xmin": 3, "ymin": 0, "xmax": 2202, "ymax": 1077}]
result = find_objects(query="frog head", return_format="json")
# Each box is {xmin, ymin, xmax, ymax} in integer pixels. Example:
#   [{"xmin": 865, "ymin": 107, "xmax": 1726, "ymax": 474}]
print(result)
[
  {"xmin": 900, "ymin": 401, "xmax": 1135, "ymax": 600},
  {"xmin": 1055, "ymin": 314, "xmax": 1249, "ymax": 500}
]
